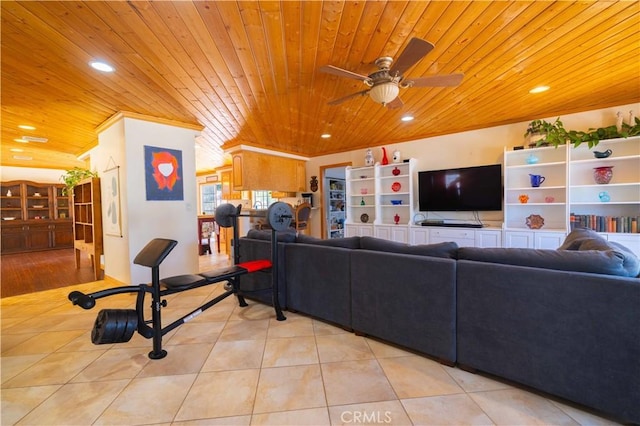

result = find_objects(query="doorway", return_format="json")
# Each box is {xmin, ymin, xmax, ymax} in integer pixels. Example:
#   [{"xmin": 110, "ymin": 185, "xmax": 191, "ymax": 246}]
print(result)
[{"xmin": 319, "ymin": 162, "xmax": 351, "ymax": 239}]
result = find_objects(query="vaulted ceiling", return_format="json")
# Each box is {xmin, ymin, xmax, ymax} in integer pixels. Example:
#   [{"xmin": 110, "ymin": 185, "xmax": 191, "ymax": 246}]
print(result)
[{"xmin": 2, "ymin": 1, "xmax": 639, "ymax": 174}]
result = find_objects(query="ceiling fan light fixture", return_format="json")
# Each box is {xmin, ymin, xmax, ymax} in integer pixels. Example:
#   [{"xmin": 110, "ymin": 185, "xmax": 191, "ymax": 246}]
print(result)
[{"xmin": 369, "ymin": 82, "xmax": 399, "ymax": 106}]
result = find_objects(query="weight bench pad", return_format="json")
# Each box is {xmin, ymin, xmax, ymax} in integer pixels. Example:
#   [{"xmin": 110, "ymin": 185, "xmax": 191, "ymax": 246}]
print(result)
[
  {"xmin": 200, "ymin": 260, "xmax": 272, "ymax": 284},
  {"xmin": 162, "ymin": 274, "xmax": 206, "ymax": 290}
]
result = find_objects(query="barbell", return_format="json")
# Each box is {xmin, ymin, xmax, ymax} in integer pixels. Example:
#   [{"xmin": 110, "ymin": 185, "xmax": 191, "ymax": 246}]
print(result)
[{"xmin": 215, "ymin": 201, "xmax": 293, "ymax": 232}]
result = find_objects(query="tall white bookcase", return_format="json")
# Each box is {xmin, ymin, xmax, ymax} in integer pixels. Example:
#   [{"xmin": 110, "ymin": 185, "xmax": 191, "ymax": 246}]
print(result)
[
  {"xmin": 344, "ymin": 159, "xmax": 416, "ymax": 242},
  {"xmin": 504, "ymin": 136, "xmax": 640, "ymax": 254}
]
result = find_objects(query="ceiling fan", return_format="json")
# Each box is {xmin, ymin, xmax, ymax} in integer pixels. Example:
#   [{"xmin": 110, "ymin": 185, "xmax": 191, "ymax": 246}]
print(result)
[{"xmin": 320, "ymin": 38, "xmax": 464, "ymax": 109}]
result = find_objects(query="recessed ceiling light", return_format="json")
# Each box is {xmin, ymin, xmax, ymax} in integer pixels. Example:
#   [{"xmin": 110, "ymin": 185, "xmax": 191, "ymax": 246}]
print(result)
[
  {"xmin": 22, "ymin": 135, "xmax": 48, "ymax": 143},
  {"xmin": 401, "ymin": 115, "xmax": 414, "ymax": 122},
  {"xmin": 18, "ymin": 125, "xmax": 36, "ymax": 130},
  {"xmin": 14, "ymin": 138, "xmax": 28, "ymax": 143},
  {"xmin": 10, "ymin": 148, "xmax": 24, "ymax": 152},
  {"xmin": 13, "ymin": 155, "xmax": 33, "ymax": 160},
  {"xmin": 321, "ymin": 133, "xmax": 331, "ymax": 139},
  {"xmin": 89, "ymin": 60, "xmax": 115, "ymax": 72},
  {"xmin": 529, "ymin": 86, "xmax": 549, "ymax": 94}
]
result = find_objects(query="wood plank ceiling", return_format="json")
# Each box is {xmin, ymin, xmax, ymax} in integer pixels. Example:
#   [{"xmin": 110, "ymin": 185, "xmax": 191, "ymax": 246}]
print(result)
[{"xmin": 2, "ymin": 1, "xmax": 639, "ymax": 174}]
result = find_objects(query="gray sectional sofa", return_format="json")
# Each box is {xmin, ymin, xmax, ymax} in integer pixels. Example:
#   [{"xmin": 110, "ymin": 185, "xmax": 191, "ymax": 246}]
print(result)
[{"xmin": 236, "ymin": 228, "xmax": 640, "ymax": 423}]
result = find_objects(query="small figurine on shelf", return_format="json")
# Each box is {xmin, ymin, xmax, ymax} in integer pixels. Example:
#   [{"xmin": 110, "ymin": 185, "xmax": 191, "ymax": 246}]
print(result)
[
  {"xmin": 360, "ymin": 197, "xmax": 365, "ymax": 206},
  {"xmin": 365, "ymin": 149, "xmax": 374, "ymax": 166},
  {"xmin": 392, "ymin": 149, "xmax": 402, "ymax": 163},
  {"xmin": 6, "ymin": 190, "xmax": 11, "ymax": 197}
]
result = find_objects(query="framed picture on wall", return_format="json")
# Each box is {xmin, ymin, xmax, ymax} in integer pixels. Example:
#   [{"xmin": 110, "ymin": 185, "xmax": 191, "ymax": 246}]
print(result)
[{"xmin": 144, "ymin": 145, "xmax": 184, "ymax": 201}]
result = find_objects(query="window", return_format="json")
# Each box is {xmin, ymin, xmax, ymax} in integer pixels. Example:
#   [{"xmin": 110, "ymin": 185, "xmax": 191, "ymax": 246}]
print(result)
[
  {"xmin": 200, "ymin": 183, "xmax": 221, "ymax": 215},
  {"xmin": 251, "ymin": 190, "xmax": 275, "ymax": 209}
]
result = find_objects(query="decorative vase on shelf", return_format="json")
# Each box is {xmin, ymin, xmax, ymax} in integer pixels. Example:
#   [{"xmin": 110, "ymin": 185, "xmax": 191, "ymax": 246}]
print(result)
[
  {"xmin": 365, "ymin": 149, "xmax": 374, "ymax": 166},
  {"xmin": 598, "ymin": 191, "xmax": 611, "ymax": 202},
  {"xmin": 392, "ymin": 166, "xmax": 401, "ymax": 176},
  {"xmin": 394, "ymin": 213, "xmax": 400, "ymax": 224},
  {"xmin": 526, "ymin": 154, "xmax": 539, "ymax": 164},
  {"xmin": 593, "ymin": 166, "xmax": 613, "ymax": 184},
  {"xmin": 381, "ymin": 147, "xmax": 389, "ymax": 165}
]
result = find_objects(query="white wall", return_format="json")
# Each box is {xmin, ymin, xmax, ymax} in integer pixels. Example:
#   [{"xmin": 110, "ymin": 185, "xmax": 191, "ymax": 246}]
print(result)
[
  {"xmin": 97, "ymin": 115, "xmax": 200, "ymax": 285},
  {"xmin": 0, "ymin": 166, "xmax": 68, "ymax": 183},
  {"xmin": 305, "ymin": 103, "xmax": 640, "ymax": 237}
]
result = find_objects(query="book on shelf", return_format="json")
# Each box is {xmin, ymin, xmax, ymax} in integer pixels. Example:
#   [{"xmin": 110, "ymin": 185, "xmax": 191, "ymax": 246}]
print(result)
[{"xmin": 570, "ymin": 214, "xmax": 638, "ymax": 233}]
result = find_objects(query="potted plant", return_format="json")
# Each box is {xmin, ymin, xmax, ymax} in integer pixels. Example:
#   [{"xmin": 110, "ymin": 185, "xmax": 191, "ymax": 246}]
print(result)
[
  {"xmin": 525, "ymin": 116, "xmax": 640, "ymax": 149},
  {"xmin": 524, "ymin": 118, "xmax": 565, "ymax": 147},
  {"xmin": 60, "ymin": 167, "xmax": 97, "ymax": 195}
]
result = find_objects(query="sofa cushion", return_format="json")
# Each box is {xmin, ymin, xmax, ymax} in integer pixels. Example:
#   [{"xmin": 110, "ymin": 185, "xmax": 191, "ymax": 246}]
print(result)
[
  {"xmin": 296, "ymin": 234, "xmax": 361, "ymax": 249},
  {"xmin": 458, "ymin": 246, "xmax": 639, "ymax": 277},
  {"xmin": 245, "ymin": 229, "xmax": 297, "ymax": 243},
  {"xmin": 557, "ymin": 228, "xmax": 639, "ymax": 277},
  {"xmin": 360, "ymin": 236, "xmax": 459, "ymax": 259}
]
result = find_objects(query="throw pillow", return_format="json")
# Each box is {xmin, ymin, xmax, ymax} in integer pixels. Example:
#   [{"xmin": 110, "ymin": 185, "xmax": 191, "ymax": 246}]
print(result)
[{"xmin": 558, "ymin": 228, "xmax": 640, "ymax": 277}]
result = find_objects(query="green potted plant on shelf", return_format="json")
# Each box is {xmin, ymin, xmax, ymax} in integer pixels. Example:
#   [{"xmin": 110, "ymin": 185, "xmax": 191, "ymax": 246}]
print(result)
[
  {"xmin": 60, "ymin": 167, "xmax": 97, "ymax": 195},
  {"xmin": 525, "ymin": 116, "xmax": 640, "ymax": 149}
]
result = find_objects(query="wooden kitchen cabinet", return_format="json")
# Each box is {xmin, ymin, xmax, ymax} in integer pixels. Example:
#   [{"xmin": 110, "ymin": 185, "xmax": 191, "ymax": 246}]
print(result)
[
  {"xmin": 231, "ymin": 151, "xmax": 306, "ymax": 192},
  {"xmin": 220, "ymin": 168, "xmax": 242, "ymax": 200}
]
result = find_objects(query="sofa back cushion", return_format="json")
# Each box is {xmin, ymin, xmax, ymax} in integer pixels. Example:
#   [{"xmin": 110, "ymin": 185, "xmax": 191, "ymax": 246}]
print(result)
[
  {"xmin": 458, "ymin": 245, "xmax": 639, "ymax": 278},
  {"xmin": 295, "ymin": 234, "xmax": 361, "ymax": 249},
  {"xmin": 360, "ymin": 236, "xmax": 459, "ymax": 259},
  {"xmin": 246, "ymin": 229, "xmax": 297, "ymax": 243}
]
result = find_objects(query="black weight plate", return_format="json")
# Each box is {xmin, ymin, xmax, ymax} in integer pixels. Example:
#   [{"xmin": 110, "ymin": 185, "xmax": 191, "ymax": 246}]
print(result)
[
  {"xmin": 91, "ymin": 309, "xmax": 138, "ymax": 344},
  {"xmin": 267, "ymin": 202, "xmax": 293, "ymax": 231},
  {"xmin": 215, "ymin": 203, "xmax": 239, "ymax": 228}
]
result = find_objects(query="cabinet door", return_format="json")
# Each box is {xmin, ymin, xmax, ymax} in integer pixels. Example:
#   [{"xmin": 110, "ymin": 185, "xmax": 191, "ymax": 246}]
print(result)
[
  {"xmin": 52, "ymin": 223, "xmax": 74, "ymax": 248},
  {"xmin": 410, "ymin": 227, "xmax": 429, "ymax": 245},
  {"xmin": 1, "ymin": 224, "xmax": 27, "ymax": 252},
  {"xmin": 390, "ymin": 226, "xmax": 409, "ymax": 243},
  {"xmin": 374, "ymin": 225, "xmax": 391, "ymax": 241},
  {"xmin": 475, "ymin": 230, "xmax": 502, "ymax": 248},
  {"xmin": 504, "ymin": 231, "xmax": 535, "ymax": 248},
  {"xmin": 27, "ymin": 224, "xmax": 51, "ymax": 250},
  {"xmin": 344, "ymin": 224, "xmax": 359, "ymax": 238},
  {"xmin": 534, "ymin": 232, "xmax": 566, "ymax": 249}
]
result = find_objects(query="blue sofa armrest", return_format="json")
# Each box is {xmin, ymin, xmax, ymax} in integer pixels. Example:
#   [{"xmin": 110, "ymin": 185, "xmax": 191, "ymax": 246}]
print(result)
[{"xmin": 457, "ymin": 259, "xmax": 640, "ymax": 423}]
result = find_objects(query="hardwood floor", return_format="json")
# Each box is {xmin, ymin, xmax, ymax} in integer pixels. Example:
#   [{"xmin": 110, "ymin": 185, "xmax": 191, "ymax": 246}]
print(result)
[
  {"xmin": 1, "ymin": 248, "xmax": 230, "ymax": 299},
  {"xmin": 1, "ymin": 249, "xmax": 96, "ymax": 298}
]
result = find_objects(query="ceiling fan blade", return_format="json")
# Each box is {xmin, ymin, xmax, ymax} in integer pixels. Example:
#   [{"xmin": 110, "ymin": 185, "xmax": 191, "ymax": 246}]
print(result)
[
  {"xmin": 327, "ymin": 90, "xmax": 369, "ymax": 105},
  {"xmin": 405, "ymin": 73, "xmax": 464, "ymax": 87},
  {"xmin": 389, "ymin": 38, "xmax": 434, "ymax": 76},
  {"xmin": 386, "ymin": 96, "xmax": 404, "ymax": 109},
  {"xmin": 319, "ymin": 65, "xmax": 369, "ymax": 81}
]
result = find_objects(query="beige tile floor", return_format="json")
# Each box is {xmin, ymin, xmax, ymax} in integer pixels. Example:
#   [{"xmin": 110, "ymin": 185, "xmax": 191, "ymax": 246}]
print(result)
[{"xmin": 1, "ymin": 253, "xmax": 621, "ymax": 425}]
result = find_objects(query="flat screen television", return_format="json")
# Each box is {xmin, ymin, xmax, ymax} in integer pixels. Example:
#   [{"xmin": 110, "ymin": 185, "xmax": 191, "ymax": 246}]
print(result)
[{"xmin": 418, "ymin": 164, "xmax": 502, "ymax": 211}]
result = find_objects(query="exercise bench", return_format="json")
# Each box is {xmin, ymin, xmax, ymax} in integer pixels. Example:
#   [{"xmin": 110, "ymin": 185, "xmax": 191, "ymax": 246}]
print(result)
[{"xmin": 68, "ymin": 202, "xmax": 292, "ymax": 359}]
